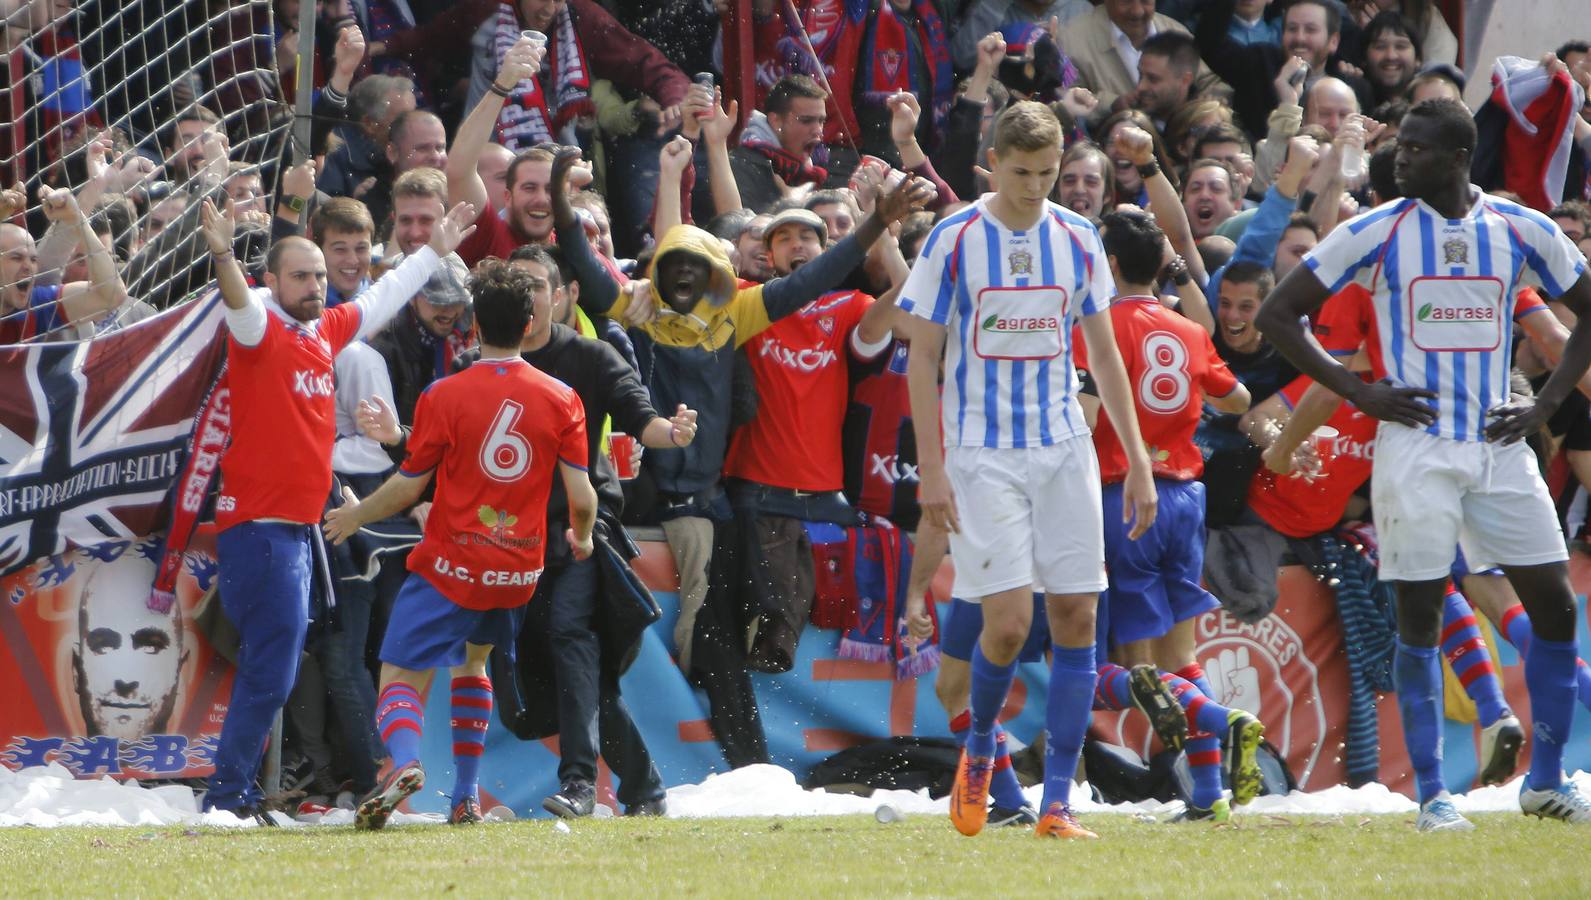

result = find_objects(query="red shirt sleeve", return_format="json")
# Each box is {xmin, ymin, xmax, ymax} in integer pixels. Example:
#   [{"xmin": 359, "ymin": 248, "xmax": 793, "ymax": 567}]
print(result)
[
  {"xmin": 558, "ymin": 389, "xmax": 589, "ymax": 470},
  {"xmin": 400, "ymin": 387, "xmax": 449, "ymax": 475},
  {"xmin": 1197, "ymin": 328, "xmax": 1239, "ymax": 398},
  {"xmin": 1312, "ymin": 286, "xmax": 1370, "ymax": 356},
  {"xmin": 321, "ymin": 302, "xmax": 363, "ymax": 356},
  {"xmin": 1513, "ymin": 286, "xmax": 1548, "ymax": 320},
  {"xmin": 455, "ymin": 203, "xmax": 518, "ymax": 269}
]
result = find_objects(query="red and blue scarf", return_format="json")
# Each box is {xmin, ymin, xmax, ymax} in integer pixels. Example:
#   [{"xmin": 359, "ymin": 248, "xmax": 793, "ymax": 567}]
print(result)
[
  {"xmin": 490, "ymin": 1, "xmax": 593, "ymax": 151},
  {"xmin": 858, "ymin": 0, "xmax": 953, "ymax": 144}
]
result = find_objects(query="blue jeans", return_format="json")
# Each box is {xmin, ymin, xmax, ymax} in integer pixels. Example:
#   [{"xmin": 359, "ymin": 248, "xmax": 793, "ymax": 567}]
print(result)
[{"xmin": 209, "ymin": 521, "xmax": 313, "ymax": 810}]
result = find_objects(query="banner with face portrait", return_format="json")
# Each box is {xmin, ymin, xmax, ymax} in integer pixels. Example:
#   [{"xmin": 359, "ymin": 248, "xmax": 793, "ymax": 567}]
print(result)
[{"xmin": 0, "ymin": 530, "xmax": 232, "ymax": 779}]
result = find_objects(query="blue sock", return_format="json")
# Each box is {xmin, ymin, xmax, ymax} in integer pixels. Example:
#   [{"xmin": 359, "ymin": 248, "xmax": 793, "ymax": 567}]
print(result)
[
  {"xmin": 376, "ymin": 682, "xmax": 425, "ymax": 770},
  {"xmin": 1042, "ymin": 645, "xmax": 1096, "ymax": 811},
  {"xmin": 1524, "ymin": 635, "xmax": 1579, "ymax": 791},
  {"xmin": 449, "ymin": 676, "xmax": 492, "ymax": 806},
  {"xmin": 967, "ymin": 646, "xmax": 1017, "ymax": 760},
  {"xmin": 1502, "ymin": 604, "xmax": 1591, "ymax": 713},
  {"xmin": 1093, "ymin": 662, "xmax": 1132, "ymax": 710},
  {"xmin": 1393, "ymin": 641, "xmax": 1446, "ymax": 804},
  {"xmin": 1167, "ymin": 667, "xmax": 1229, "ymax": 810},
  {"xmin": 1440, "ymin": 590, "xmax": 1508, "ymax": 727},
  {"xmin": 950, "ymin": 708, "xmax": 1026, "ymax": 809}
]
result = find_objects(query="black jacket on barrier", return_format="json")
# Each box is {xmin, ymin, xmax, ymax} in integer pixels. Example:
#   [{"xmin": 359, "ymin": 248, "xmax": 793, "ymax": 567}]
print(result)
[{"xmin": 491, "ymin": 521, "xmax": 661, "ymax": 740}]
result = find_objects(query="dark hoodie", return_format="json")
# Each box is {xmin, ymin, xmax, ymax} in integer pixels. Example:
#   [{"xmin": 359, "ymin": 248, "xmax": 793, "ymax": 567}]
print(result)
[{"xmin": 582, "ymin": 223, "xmax": 869, "ymax": 499}]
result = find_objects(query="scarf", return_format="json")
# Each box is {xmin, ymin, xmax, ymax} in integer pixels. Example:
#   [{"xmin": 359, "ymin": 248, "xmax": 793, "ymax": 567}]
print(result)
[
  {"xmin": 150, "ymin": 358, "xmax": 230, "ymax": 613},
  {"xmin": 812, "ymin": 515, "xmax": 941, "ymax": 680},
  {"xmin": 740, "ymin": 111, "xmax": 829, "ymax": 187},
  {"xmin": 858, "ymin": 0, "xmax": 953, "ymax": 143},
  {"xmin": 490, "ymin": 1, "xmax": 593, "ymax": 151}
]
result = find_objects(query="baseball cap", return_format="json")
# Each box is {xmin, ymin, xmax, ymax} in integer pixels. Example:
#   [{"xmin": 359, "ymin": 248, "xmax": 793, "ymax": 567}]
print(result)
[
  {"xmin": 388, "ymin": 251, "xmax": 472, "ymax": 306},
  {"xmin": 762, "ymin": 208, "xmax": 828, "ymax": 248}
]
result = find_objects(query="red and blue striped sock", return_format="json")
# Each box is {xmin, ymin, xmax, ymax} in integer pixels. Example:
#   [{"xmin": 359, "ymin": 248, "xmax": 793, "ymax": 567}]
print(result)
[
  {"xmin": 949, "ymin": 709, "xmax": 1027, "ymax": 810},
  {"xmin": 1164, "ymin": 667, "xmax": 1230, "ymax": 810},
  {"xmin": 1440, "ymin": 589, "xmax": 1508, "ymax": 726},
  {"xmin": 376, "ymin": 682, "xmax": 425, "ymax": 770},
  {"xmin": 1500, "ymin": 604, "xmax": 1591, "ymax": 712},
  {"xmin": 450, "ymin": 676, "xmax": 493, "ymax": 806},
  {"xmin": 1093, "ymin": 662, "xmax": 1133, "ymax": 710},
  {"xmin": 1040, "ymin": 645, "xmax": 1096, "ymax": 811},
  {"xmin": 1394, "ymin": 640, "xmax": 1446, "ymax": 804}
]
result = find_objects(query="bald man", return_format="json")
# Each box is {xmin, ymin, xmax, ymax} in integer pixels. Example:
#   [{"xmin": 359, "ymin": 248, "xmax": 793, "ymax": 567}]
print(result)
[
  {"xmin": 476, "ymin": 142, "xmax": 514, "ymax": 213},
  {"xmin": 0, "ymin": 188, "xmax": 126, "ymax": 343},
  {"xmin": 1303, "ymin": 77, "xmax": 1360, "ymax": 136}
]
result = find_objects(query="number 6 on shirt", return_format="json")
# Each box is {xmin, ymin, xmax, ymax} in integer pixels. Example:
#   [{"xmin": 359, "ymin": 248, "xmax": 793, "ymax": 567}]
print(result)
[{"xmin": 480, "ymin": 400, "xmax": 532, "ymax": 481}]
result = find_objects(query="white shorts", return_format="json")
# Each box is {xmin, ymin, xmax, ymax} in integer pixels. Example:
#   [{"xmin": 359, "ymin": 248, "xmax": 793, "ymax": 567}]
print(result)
[
  {"xmin": 944, "ymin": 437, "xmax": 1108, "ymax": 599},
  {"xmin": 1371, "ymin": 422, "xmax": 1567, "ymax": 582}
]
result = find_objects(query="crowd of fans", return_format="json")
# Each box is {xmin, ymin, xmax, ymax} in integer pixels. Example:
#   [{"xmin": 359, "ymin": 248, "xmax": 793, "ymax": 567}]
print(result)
[{"xmin": 4, "ymin": 0, "xmax": 1591, "ymax": 814}]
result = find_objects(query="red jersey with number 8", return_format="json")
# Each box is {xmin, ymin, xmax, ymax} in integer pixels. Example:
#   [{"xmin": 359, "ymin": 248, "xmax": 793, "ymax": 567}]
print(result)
[
  {"xmin": 1075, "ymin": 296, "xmax": 1237, "ymax": 483},
  {"xmin": 399, "ymin": 357, "xmax": 588, "ymax": 610}
]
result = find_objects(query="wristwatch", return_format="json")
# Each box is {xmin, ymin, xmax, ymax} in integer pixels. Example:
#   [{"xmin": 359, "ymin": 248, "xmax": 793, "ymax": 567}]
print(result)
[{"xmin": 282, "ymin": 194, "xmax": 306, "ymax": 214}]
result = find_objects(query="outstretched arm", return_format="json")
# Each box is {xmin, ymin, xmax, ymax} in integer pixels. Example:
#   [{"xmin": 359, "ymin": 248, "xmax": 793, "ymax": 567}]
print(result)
[{"xmin": 447, "ymin": 35, "xmax": 542, "ymax": 212}]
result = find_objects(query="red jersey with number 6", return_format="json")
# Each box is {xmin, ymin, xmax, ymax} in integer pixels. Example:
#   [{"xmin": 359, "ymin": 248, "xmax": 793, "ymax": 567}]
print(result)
[
  {"xmin": 399, "ymin": 357, "xmax": 588, "ymax": 610},
  {"xmin": 1075, "ymin": 296, "xmax": 1238, "ymax": 483}
]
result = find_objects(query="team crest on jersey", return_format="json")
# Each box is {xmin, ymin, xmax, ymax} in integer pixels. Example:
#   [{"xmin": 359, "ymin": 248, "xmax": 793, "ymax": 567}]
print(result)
[
  {"xmin": 1008, "ymin": 249, "xmax": 1033, "ymax": 275},
  {"xmin": 817, "ymin": 316, "xmax": 836, "ymax": 335},
  {"xmin": 1442, "ymin": 237, "xmax": 1468, "ymax": 265}
]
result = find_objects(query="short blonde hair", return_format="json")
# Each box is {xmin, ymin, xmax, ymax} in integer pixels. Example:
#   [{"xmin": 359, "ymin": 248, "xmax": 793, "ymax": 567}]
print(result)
[{"xmin": 992, "ymin": 101, "xmax": 1062, "ymax": 157}]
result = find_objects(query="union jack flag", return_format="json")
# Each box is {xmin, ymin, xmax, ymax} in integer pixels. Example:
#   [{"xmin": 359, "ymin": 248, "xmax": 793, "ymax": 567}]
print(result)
[{"xmin": 0, "ymin": 292, "xmax": 226, "ymax": 576}]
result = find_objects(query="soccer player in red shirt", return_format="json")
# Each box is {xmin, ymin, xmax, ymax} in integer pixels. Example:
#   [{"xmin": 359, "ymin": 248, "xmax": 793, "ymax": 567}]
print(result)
[
  {"xmin": 196, "ymin": 195, "xmax": 476, "ymax": 823},
  {"xmin": 325, "ymin": 260, "xmax": 597, "ymax": 829},
  {"xmin": 1077, "ymin": 209, "xmax": 1263, "ymax": 821}
]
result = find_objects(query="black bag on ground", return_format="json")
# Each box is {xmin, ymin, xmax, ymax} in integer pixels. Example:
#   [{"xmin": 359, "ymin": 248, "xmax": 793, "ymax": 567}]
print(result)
[{"xmin": 801, "ymin": 737, "xmax": 961, "ymax": 798}]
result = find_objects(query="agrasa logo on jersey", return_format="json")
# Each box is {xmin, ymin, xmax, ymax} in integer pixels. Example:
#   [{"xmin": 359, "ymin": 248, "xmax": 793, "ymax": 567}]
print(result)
[
  {"xmin": 1406, "ymin": 275, "xmax": 1505, "ymax": 352},
  {"xmin": 973, "ymin": 286, "xmax": 1066, "ymax": 360}
]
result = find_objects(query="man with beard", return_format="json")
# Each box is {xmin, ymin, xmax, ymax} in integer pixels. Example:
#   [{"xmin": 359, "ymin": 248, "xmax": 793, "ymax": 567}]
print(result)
[
  {"xmin": 1197, "ymin": 0, "xmax": 1374, "ymax": 141},
  {"xmin": 73, "ymin": 550, "xmax": 186, "ymax": 741},
  {"xmin": 722, "ymin": 207, "xmax": 907, "ymax": 669},
  {"xmin": 1359, "ymin": 11, "xmax": 1422, "ymax": 105},
  {"xmin": 194, "ymin": 191, "xmax": 474, "ymax": 823},
  {"xmin": 1128, "ymin": 31, "xmax": 1201, "ymax": 127},
  {"xmin": 1182, "ymin": 159, "xmax": 1240, "ymax": 240}
]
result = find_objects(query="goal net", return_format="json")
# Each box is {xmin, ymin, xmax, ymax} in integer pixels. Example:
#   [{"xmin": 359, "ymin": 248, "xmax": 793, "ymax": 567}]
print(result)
[{"xmin": 1, "ymin": 0, "xmax": 290, "ymax": 340}]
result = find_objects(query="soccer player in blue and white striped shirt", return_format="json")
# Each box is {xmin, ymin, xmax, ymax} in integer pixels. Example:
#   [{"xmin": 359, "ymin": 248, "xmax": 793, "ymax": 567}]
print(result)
[
  {"xmin": 1259, "ymin": 97, "xmax": 1591, "ymax": 831},
  {"xmin": 902, "ymin": 101, "xmax": 1158, "ymax": 840}
]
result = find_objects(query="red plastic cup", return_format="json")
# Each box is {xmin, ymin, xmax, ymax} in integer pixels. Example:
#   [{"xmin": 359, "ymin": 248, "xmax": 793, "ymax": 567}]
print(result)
[
  {"xmin": 1308, "ymin": 426, "xmax": 1339, "ymax": 469},
  {"xmin": 609, "ymin": 432, "xmax": 639, "ymax": 480}
]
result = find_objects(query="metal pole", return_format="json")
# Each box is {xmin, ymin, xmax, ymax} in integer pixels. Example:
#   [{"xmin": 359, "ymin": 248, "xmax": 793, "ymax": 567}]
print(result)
[{"xmin": 291, "ymin": 0, "xmax": 317, "ymax": 164}]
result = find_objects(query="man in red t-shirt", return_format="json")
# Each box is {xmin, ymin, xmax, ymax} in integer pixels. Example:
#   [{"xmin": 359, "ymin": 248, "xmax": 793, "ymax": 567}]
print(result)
[
  {"xmin": 196, "ymin": 195, "xmax": 475, "ymax": 822},
  {"xmin": 325, "ymin": 260, "xmax": 597, "ymax": 829},
  {"xmin": 1077, "ymin": 210, "xmax": 1260, "ymax": 819},
  {"xmin": 722, "ymin": 207, "xmax": 900, "ymax": 666}
]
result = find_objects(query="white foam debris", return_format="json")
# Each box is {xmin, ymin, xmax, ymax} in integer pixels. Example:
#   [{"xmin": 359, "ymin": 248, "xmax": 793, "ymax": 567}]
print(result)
[{"xmin": 3, "ymin": 761, "xmax": 1583, "ymax": 827}]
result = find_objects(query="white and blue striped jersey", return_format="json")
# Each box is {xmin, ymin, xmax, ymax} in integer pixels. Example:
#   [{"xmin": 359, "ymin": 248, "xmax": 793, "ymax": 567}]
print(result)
[
  {"xmin": 1304, "ymin": 189, "xmax": 1586, "ymax": 443},
  {"xmin": 900, "ymin": 197, "xmax": 1115, "ymax": 449}
]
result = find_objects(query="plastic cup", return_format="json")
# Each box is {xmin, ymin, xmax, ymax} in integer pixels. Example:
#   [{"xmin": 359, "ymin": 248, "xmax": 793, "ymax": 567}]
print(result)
[
  {"xmin": 609, "ymin": 432, "xmax": 639, "ymax": 480},
  {"xmin": 1308, "ymin": 426, "xmax": 1340, "ymax": 468},
  {"xmin": 521, "ymin": 30, "xmax": 547, "ymax": 51},
  {"xmin": 874, "ymin": 803, "xmax": 901, "ymax": 824}
]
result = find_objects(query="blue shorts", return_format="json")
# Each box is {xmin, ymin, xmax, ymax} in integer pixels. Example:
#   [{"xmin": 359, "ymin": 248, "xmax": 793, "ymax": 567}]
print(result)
[
  {"xmin": 1451, "ymin": 545, "xmax": 1504, "ymax": 581},
  {"xmin": 1100, "ymin": 479, "xmax": 1220, "ymax": 649},
  {"xmin": 940, "ymin": 595, "xmax": 1051, "ymax": 663},
  {"xmin": 379, "ymin": 574, "xmax": 518, "ymax": 671}
]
